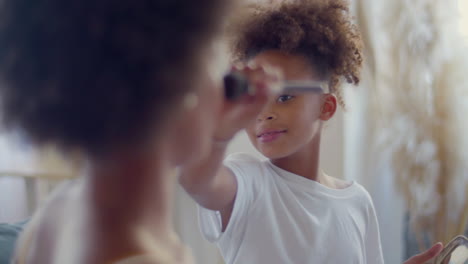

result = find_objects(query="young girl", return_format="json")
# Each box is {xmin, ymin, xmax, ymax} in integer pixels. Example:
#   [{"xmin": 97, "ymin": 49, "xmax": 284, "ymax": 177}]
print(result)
[
  {"xmin": 179, "ymin": 1, "xmax": 443, "ymax": 263},
  {"xmin": 0, "ymin": 0, "xmax": 232, "ymax": 263}
]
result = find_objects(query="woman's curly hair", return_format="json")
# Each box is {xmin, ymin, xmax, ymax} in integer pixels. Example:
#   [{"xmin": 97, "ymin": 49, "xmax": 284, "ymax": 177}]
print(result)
[
  {"xmin": 0, "ymin": 0, "xmax": 227, "ymax": 155},
  {"xmin": 230, "ymin": 0, "xmax": 363, "ymax": 105}
]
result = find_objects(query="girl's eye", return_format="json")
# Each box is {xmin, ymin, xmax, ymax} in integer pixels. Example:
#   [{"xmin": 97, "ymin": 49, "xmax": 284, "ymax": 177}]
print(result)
[{"xmin": 277, "ymin": 95, "xmax": 295, "ymax": 103}]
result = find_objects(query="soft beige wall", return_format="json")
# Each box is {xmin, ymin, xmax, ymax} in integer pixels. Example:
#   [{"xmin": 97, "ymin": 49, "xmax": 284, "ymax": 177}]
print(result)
[{"xmin": 460, "ymin": 0, "xmax": 468, "ymax": 38}]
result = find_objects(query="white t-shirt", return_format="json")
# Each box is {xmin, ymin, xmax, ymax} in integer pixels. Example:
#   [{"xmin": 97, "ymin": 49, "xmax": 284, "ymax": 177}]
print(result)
[{"xmin": 198, "ymin": 153, "xmax": 384, "ymax": 264}]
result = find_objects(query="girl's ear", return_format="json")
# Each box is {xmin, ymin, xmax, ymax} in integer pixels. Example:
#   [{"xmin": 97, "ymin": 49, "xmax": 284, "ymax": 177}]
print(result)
[{"xmin": 319, "ymin": 94, "xmax": 337, "ymax": 121}]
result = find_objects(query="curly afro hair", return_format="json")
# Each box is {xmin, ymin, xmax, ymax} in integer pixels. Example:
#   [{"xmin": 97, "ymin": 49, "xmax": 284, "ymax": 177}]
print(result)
[
  {"xmin": 0, "ymin": 0, "xmax": 228, "ymax": 155},
  {"xmin": 229, "ymin": 0, "xmax": 363, "ymax": 105}
]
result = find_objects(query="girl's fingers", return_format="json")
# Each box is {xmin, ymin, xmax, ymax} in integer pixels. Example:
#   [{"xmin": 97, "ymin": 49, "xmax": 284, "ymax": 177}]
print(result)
[{"xmin": 226, "ymin": 61, "xmax": 283, "ymax": 102}]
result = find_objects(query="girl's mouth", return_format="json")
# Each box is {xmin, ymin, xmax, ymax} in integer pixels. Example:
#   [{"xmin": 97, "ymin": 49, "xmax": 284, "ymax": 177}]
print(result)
[{"xmin": 257, "ymin": 129, "xmax": 286, "ymax": 143}]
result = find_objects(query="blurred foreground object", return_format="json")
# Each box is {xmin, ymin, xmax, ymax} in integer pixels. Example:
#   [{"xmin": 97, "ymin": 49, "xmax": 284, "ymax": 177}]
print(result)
[{"xmin": 433, "ymin": 235, "xmax": 468, "ymax": 264}]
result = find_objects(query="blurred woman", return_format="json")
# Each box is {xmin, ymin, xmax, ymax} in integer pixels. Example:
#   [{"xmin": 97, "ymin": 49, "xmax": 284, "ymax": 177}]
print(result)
[{"xmin": 0, "ymin": 0, "xmax": 231, "ymax": 263}]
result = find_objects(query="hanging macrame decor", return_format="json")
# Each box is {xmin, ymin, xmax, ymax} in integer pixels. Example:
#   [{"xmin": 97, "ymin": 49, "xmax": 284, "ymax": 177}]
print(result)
[{"xmin": 356, "ymin": 0, "xmax": 468, "ymax": 248}]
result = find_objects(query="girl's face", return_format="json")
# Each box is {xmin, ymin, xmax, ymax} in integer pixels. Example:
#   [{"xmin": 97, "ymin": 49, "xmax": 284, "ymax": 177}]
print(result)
[{"xmin": 245, "ymin": 50, "xmax": 336, "ymax": 160}]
